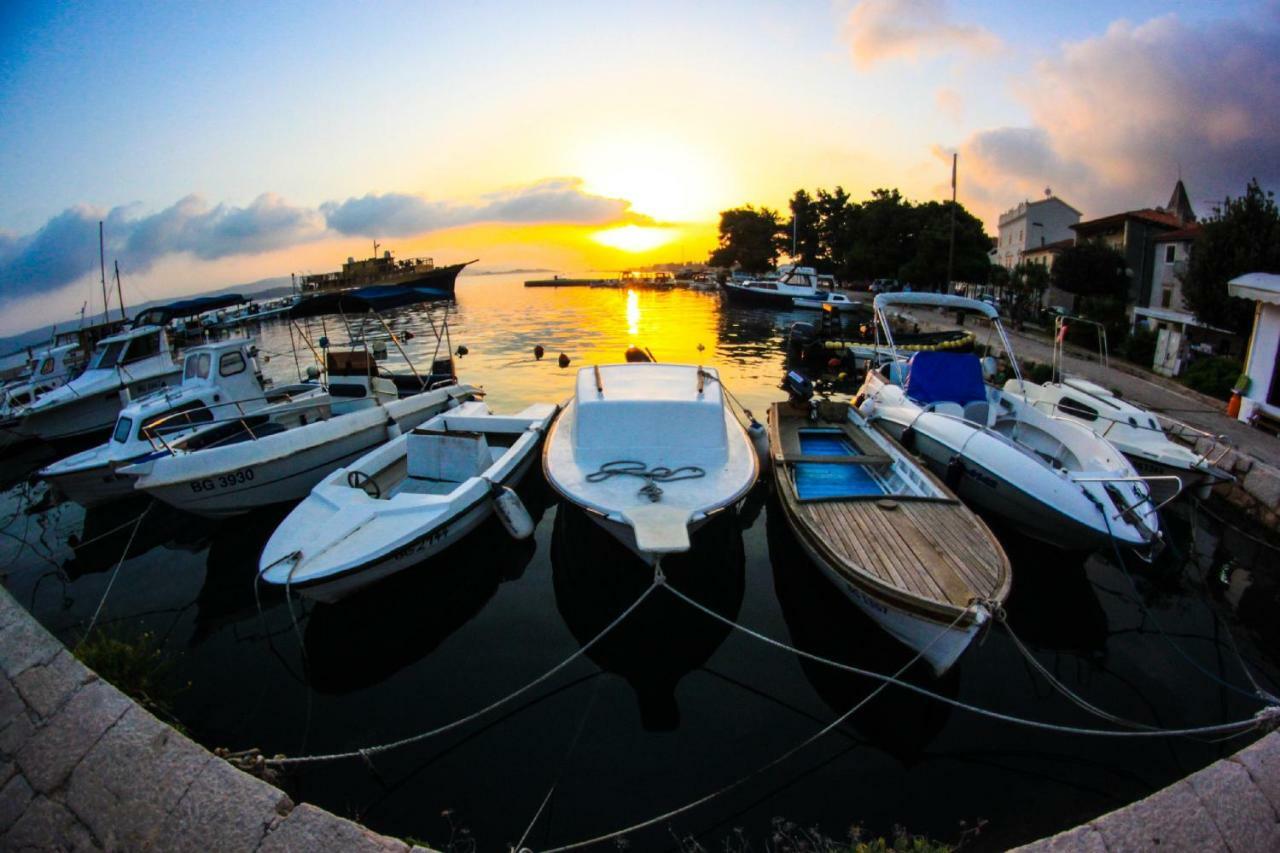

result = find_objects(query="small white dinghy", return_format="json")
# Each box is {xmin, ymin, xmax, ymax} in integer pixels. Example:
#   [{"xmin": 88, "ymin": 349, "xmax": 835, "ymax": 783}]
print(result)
[
  {"xmin": 260, "ymin": 400, "xmax": 558, "ymax": 603},
  {"xmin": 543, "ymin": 362, "xmax": 759, "ymax": 563}
]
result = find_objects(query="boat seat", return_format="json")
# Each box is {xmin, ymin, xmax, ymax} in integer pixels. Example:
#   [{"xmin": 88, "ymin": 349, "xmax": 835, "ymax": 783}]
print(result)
[
  {"xmin": 928, "ymin": 401, "xmax": 964, "ymax": 418},
  {"xmin": 406, "ymin": 428, "xmax": 490, "ymax": 484},
  {"xmin": 963, "ymin": 400, "xmax": 991, "ymax": 426},
  {"xmin": 905, "ymin": 351, "xmax": 988, "ymax": 408}
]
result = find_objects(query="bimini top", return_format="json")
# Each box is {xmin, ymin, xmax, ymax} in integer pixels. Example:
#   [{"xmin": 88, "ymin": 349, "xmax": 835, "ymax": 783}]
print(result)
[
  {"xmin": 132, "ymin": 294, "xmax": 246, "ymax": 327},
  {"xmin": 873, "ymin": 292, "xmax": 1001, "ymax": 319},
  {"xmin": 1228, "ymin": 273, "xmax": 1280, "ymax": 306}
]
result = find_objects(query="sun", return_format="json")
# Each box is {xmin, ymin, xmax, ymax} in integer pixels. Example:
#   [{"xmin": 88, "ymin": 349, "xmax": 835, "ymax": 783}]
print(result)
[
  {"xmin": 574, "ymin": 134, "xmax": 726, "ymax": 223},
  {"xmin": 591, "ymin": 225, "xmax": 677, "ymax": 253}
]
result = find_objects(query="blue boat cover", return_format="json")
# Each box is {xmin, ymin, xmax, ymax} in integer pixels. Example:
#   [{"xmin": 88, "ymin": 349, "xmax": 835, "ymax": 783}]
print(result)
[
  {"xmin": 132, "ymin": 294, "xmax": 246, "ymax": 326},
  {"xmin": 904, "ymin": 351, "xmax": 987, "ymax": 405}
]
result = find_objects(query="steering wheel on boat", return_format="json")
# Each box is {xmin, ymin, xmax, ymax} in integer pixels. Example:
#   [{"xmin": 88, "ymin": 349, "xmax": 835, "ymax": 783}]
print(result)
[{"xmin": 347, "ymin": 470, "xmax": 381, "ymax": 499}]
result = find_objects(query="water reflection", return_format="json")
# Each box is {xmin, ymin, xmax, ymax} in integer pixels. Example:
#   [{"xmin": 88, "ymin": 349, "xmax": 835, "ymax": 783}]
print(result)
[
  {"xmin": 626, "ymin": 289, "xmax": 640, "ymax": 338},
  {"xmin": 65, "ymin": 498, "xmax": 216, "ymax": 579},
  {"xmin": 551, "ymin": 503, "xmax": 745, "ymax": 731}
]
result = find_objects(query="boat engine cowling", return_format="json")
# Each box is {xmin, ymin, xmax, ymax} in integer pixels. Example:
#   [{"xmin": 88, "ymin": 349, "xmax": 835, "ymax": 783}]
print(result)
[{"xmin": 782, "ymin": 370, "xmax": 814, "ymax": 404}]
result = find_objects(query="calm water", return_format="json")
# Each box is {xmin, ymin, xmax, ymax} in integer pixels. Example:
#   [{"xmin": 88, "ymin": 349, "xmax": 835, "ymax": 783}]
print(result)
[{"xmin": 2, "ymin": 273, "xmax": 1278, "ymax": 851}]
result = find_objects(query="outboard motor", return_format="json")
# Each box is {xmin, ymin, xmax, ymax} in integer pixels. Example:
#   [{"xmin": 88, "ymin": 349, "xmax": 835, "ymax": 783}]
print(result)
[
  {"xmin": 787, "ymin": 322, "xmax": 818, "ymax": 354},
  {"xmin": 782, "ymin": 370, "xmax": 814, "ymax": 405}
]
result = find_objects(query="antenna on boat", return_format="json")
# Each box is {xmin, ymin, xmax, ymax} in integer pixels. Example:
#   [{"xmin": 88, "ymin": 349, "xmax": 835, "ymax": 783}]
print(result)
[
  {"xmin": 946, "ymin": 152, "xmax": 957, "ymax": 292},
  {"xmin": 99, "ymin": 221, "xmax": 110, "ymax": 324}
]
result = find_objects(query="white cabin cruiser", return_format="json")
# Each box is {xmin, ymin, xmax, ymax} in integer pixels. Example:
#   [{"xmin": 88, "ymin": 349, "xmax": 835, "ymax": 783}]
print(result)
[
  {"xmin": 39, "ymin": 339, "xmax": 325, "ymax": 508},
  {"xmin": 793, "ymin": 290, "xmax": 862, "ymax": 312},
  {"xmin": 260, "ymin": 399, "xmax": 557, "ymax": 602},
  {"xmin": 543, "ymin": 362, "xmax": 759, "ymax": 563},
  {"xmin": 15, "ymin": 326, "xmax": 182, "ymax": 443},
  {"xmin": 856, "ymin": 294, "xmax": 1161, "ymax": 553},
  {"xmin": 721, "ymin": 264, "xmax": 823, "ymax": 307},
  {"xmin": 124, "ymin": 351, "xmax": 480, "ymax": 517},
  {"xmin": 0, "ymin": 343, "xmax": 84, "ymax": 449}
]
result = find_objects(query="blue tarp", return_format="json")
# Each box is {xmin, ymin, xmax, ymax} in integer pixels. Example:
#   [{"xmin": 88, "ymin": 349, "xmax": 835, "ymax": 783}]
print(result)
[
  {"xmin": 794, "ymin": 430, "xmax": 887, "ymax": 500},
  {"xmin": 904, "ymin": 351, "xmax": 987, "ymax": 405},
  {"xmin": 288, "ymin": 284, "xmax": 450, "ymax": 318}
]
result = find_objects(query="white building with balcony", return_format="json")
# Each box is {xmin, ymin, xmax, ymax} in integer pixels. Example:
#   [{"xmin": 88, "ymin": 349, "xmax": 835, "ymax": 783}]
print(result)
[{"xmin": 996, "ymin": 196, "xmax": 1081, "ymax": 269}]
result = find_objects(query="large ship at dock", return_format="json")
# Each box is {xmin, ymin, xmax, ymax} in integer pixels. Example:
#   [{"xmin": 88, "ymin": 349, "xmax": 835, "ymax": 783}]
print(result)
[{"xmin": 299, "ymin": 244, "xmax": 474, "ymax": 295}]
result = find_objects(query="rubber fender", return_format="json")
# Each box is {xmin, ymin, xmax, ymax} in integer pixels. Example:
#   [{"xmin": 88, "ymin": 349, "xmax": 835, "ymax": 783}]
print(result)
[
  {"xmin": 493, "ymin": 486, "xmax": 534, "ymax": 540},
  {"xmin": 747, "ymin": 418, "xmax": 770, "ymax": 473}
]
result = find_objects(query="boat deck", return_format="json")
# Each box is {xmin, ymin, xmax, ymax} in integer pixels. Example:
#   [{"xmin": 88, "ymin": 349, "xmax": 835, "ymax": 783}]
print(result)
[{"xmin": 771, "ymin": 403, "xmax": 1009, "ymax": 616}]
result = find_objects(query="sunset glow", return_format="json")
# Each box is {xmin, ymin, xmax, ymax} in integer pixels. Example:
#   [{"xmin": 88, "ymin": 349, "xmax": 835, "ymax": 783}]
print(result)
[{"xmin": 591, "ymin": 225, "xmax": 679, "ymax": 253}]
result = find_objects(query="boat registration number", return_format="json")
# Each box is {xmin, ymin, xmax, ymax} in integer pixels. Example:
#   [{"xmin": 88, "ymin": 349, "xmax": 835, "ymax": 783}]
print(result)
[{"xmin": 190, "ymin": 468, "xmax": 255, "ymax": 493}]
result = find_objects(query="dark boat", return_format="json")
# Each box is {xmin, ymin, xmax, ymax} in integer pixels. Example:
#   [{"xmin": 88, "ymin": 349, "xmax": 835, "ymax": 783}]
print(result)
[{"xmin": 299, "ymin": 246, "xmax": 474, "ymax": 296}]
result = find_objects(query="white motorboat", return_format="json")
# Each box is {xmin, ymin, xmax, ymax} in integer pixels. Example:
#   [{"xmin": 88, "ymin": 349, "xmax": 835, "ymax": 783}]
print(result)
[
  {"xmin": 543, "ymin": 362, "xmax": 759, "ymax": 563},
  {"xmin": 259, "ymin": 399, "xmax": 557, "ymax": 602},
  {"xmin": 14, "ymin": 325, "xmax": 183, "ymax": 444},
  {"xmin": 721, "ymin": 264, "xmax": 823, "ymax": 307},
  {"xmin": 0, "ymin": 343, "xmax": 85, "ymax": 449},
  {"xmin": 792, "ymin": 291, "xmax": 862, "ymax": 312},
  {"xmin": 39, "ymin": 339, "xmax": 325, "ymax": 508},
  {"xmin": 769, "ymin": 399, "xmax": 1010, "ymax": 675},
  {"xmin": 856, "ymin": 293, "xmax": 1161, "ymax": 553},
  {"xmin": 123, "ymin": 351, "xmax": 481, "ymax": 517}
]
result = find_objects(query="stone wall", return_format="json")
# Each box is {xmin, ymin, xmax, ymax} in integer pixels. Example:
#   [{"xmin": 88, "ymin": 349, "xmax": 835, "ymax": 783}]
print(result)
[{"xmin": 0, "ymin": 587, "xmax": 436, "ymax": 852}]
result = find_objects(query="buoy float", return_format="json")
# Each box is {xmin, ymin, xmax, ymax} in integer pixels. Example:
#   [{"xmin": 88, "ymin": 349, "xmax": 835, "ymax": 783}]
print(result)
[
  {"xmin": 455, "ymin": 345, "xmax": 469, "ymax": 357},
  {"xmin": 558, "ymin": 352, "xmax": 570, "ymax": 368},
  {"xmin": 827, "ymin": 357, "xmax": 840, "ymax": 369},
  {"xmin": 534, "ymin": 345, "xmax": 545, "ymax": 360},
  {"xmin": 697, "ymin": 343, "xmax": 706, "ymax": 352},
  {"xmin": 492, "ymin": 486, "xmax": 534, "ymax": 539},
  {"xmin": 747, "ymin": 416, "xmax": 770, "ymax": 473}
]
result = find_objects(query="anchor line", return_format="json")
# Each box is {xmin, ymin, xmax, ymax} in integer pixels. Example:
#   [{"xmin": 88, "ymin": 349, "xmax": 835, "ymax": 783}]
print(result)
[{"xmin": 81, "ymin": 502, "xmax": 152, "ymax": 639}]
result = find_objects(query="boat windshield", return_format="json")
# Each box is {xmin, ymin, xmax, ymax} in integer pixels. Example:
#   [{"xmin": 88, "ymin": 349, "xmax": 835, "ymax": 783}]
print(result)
[
  {"xmin": 113, "ymin": 416, "xmax": 133, "ymax": 444},
  {"xmin": 92, "ymin": 341, "xmax": 126, "ymax": 370},
  {"xmin": 184, "ymin": 352, "xmax": 211, "ymax": 381}
]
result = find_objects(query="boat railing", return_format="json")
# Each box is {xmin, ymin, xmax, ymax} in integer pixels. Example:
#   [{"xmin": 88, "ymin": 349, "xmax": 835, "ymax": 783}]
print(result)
[
  {"xmin": 139, "ymin": 392, "xmax": 326, "ymax": 454},
  {"xmin": 1031, "ymin": 399, "xmax": 1234, "ymax": 470},
  {"xmin": 1068, "ymin": 473, "xmax": 1186, "ymax": 520}
]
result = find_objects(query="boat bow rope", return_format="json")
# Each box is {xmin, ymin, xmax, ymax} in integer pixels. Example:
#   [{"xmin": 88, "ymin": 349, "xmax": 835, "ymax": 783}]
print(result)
[{"xmin": 585, "ymin": 460, "xmax": 706, "ymax": 503}]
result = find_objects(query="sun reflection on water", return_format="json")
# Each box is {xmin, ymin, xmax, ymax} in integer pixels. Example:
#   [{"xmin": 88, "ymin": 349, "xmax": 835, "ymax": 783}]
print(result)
[{"xmin": 626, "ymin": 289, "xmax": 640, "ymax": 338}]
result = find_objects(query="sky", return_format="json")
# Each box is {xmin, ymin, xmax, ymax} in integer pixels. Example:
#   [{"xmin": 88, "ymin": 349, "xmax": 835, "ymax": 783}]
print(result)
[{"xmin": 2, "ymin": 0, "xmax": 1278, "ymax": 334}]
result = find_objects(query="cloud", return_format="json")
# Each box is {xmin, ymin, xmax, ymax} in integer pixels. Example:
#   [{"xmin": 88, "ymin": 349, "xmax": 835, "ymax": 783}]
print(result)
[
  {"xmin": 954, "ymin": 12, "xmax": 1280, "ymax": 222},
  {"xmin": 934, "ymin": 87, "xmax": 964, "ymax": 123},
  {"xmin": 322, "ymin": 178, "xmax": 640, "ymax": 237},
  {"xmin": 0, "ymin": 179, "xmax": 639, "ymax": 304},
  {"xmin": 844, "ymin": 0, "xmax": 1001, "ymax": 69}
]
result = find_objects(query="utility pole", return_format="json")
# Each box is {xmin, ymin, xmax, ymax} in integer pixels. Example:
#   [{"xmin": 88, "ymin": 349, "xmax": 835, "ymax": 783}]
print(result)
[
  {"xmin": 98, "ymin": 222, "xmax": 112, "ymax": 323},
  {"xmin": 946, "ymin": 153, "xmax": 957, "ymax": 293}
]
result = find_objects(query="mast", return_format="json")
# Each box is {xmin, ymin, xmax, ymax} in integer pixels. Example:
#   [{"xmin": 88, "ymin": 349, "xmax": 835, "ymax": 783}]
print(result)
[
  {"xmin": 946, "ymin": 153, "xmax": 957, "ymax": 291},
  {"xmin": 99, "ymin": 221, "xmax": 110, "ymax": 323},
  {"xmin": 113, "ymin": 261, "xmax": 126, "ymax": 322}
]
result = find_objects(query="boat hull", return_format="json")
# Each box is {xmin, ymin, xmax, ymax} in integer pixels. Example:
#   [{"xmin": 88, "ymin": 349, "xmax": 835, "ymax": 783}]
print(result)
[
  {"xmin": 43, "ymin": 462, "xmax": 139, "ymax": 508},
  {"xmin": 721, "ymin": 282, "xmax": 809, "ymax": 307},
  {"xmin": 18, "ymin": 370, "xmax": 182, "ymax": 442}
]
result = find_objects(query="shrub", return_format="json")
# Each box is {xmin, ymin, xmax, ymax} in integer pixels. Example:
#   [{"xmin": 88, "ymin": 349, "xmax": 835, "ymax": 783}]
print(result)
[
  {"xmin": 1028, "ymin": 362, "xmax": 1054, "ymax": 384},
  {"xmin": 1123, "ymin": 328, "xmax": 1158, "ymax": 367},
  {"xmin": 1182, "ymin": 356, "xmax": 1244, "ymax": 401},
  {"xmin": 74, "ymin": 628, "xmax": 183, "ymax": 722}
]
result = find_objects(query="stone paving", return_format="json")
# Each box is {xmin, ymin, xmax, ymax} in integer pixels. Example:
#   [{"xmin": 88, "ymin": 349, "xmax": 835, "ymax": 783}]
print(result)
[{"xmin": 0, "ymin": 587, "xmax": 436, "ymax": 852}]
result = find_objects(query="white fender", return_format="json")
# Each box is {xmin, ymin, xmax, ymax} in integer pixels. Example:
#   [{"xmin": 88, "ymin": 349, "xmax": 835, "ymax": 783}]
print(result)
[
  {"xmin": 493, "ymin": 485, "xmax": 534, "ymax": 539},
  {"xmin": 747, "ymin": 418, "xmax": 770, "ymax": 473}
]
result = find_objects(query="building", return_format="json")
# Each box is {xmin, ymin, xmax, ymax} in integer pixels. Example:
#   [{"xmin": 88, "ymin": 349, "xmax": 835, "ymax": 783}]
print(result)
[
  {"xmin": 1228, "ymin": 273, "xmax": 1280, "ymax": 431},
  {"xmin": 1018, "ymin": 237, "xmax": 1076, "ymax": 312},
  {"xmin": 996, "ymin": 195, "xmax": 1081, "ymax": 269},
  {"xmin": 1069, "ymin": 180, "xmax": 1196, "ymax": 313}
]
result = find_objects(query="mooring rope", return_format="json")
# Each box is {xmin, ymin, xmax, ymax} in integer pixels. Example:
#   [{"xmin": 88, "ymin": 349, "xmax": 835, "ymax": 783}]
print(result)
[
  {"xmin": 515, "ymin": 680, "xmax": 602, "ymax": 852},
  {"xmin": 81, "ymin": 503, "xmax": 152, "ymax": 639},
  {"xmin": 586, "ymin": 461, "xmax": 706, "ymax": 503},
  {"xmin": 537, "ymin": 592, "xmax": 967, "ymax": 852},
  {"xmin": 663, "ymin": 583, "xmax": 1279, "ymax": 739},
  {"xmin": 266, "ymin": 573, "xmax": 663, "ymax": 767}
]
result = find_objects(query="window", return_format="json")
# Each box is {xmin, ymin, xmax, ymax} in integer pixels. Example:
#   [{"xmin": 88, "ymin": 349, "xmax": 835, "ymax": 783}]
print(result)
[
  {"xmin": 1161, "ymin": 288, "xmax": 1173, "ymax": 308},
  {"xmin": 142, "ymin": 400, "xmax": 214, "ymax": 435},
  {"xmin": 219, "ymin": 351, "xmax": 247, "ymax": 377},
  {"xmin": 123, "ymin": 332, "xmax": 160, "ymax": 363},
  {"xmin": 184, "ymin": 352, "xmax": 211, "ymax": 381},
  {"xmin": 92, "ymin": 341, "xmax": 125, "ymax": 369},
  {"xmin": 113, "ymin": 416, "xmax": 133, "ymax": 444},
  {"xmin": 1164, "ymin": 245, "xmax": 1176, "ymax": 263},
  {"xmin": 1059, "ymin": 397, "xmax": 1098, "ymax": 422},
  {"xmin": 39, "ymin": 358, "xmax": 55, "ymax": 375}
]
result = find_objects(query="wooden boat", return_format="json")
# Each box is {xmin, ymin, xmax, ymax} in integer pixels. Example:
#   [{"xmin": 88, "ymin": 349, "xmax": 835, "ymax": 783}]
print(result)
[
  {"xmin": 260, "ymin": 399, "xmax": 556, "ymax": 602},
  {"xmin": 543, "ymin": 362, "xmax": 759, "ymax": 563},
  {"xmin": 768, "ymin": 399, "xmax": 1010, "ymax": 675}
]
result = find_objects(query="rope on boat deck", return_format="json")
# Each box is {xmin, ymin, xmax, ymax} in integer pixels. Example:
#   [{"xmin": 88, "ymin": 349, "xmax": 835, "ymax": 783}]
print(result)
[
  {"xmin": 263, "ymin": 570, "xmax": 665, "ymax": 768},
  {"xmin": 81, "ymin": 502, "xmax": 152, "ymax": 640},
  {"xmin": 585, "ymin": 461, "xmax": 706, "ymax": 502},
  {"xmin": 662, "ymin": 583, "xmax": 1280, "ymax": 739},
  {"xmin": 535, "ymin": 591, "xmax": 969, "ymax": 853}
]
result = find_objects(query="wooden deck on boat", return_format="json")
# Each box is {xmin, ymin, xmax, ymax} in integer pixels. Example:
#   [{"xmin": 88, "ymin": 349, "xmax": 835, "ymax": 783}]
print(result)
[{"xmin": 770, "ymin": 402, "xmax": 1010, "ymax": 618}]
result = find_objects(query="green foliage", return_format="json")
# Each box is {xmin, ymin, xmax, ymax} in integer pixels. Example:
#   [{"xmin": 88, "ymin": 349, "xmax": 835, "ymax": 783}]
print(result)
[
  {"xmin": 1051, "ymin": 242, "xmax": 1130, "ymax": 297},
  {"xmin": 709, "ymin": 205, "xmax": 787, "ymax": 272},
  {"xmin": 1182, "ymin": 356, "xmax": 1245, "ymax": 401},
  {"xmin": 714, "ymin": 818, "xmax": 957, "ymax": 853},
  {"xmin": 713, "ymin": 187, "xmax": 992, "ymax": 288},
  {"xmin": 1181, "ymin": 178, "xmax": 1280, "ymax": 336},
  {"xmin": 74, "ymin": 628, "xmax": 183, "ymax": 722},
  {"xmin": 1123, "ymin": 327, "xmax": 1158, "ymax": 367},
  {"xmin": 1027, "ymin": 362, "xmax": 1054, "ymax": 384},
  {"xmin": 1006, "ymin": 261, "xmax": 1051, "ymax": 320}
]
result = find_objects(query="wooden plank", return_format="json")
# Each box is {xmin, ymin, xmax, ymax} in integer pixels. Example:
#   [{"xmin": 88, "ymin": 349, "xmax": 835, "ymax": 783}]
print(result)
[{"xmin": 842, "ymin": 502, "xmax": 941, "ymax": 599}]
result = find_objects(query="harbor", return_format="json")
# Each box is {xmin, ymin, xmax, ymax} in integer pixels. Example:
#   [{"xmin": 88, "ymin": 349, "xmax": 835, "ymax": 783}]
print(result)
[{"xmin": 1, "ymin": 275, "xmax": 1278, "ymax": 850}]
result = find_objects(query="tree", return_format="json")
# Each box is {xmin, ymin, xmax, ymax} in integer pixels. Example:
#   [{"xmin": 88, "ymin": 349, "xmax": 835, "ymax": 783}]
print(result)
[
  {"xmin": 1181, "ymin": 179, "xmax": 1280, "ymax": 336},
  {"xmin": 1006, "ymin": 261, "xmax": 1050, "ymax": 321},
  {"xmin": 1050, "ymin": 242, "xmax": 1130, "ymax": 297},
  {"xmin": 787, "ymin": 190, "xmax": 823, "ymax": 268},
  {"xmin": 708, "ymin": 206, "xmax": 785, "ymax": 272}
]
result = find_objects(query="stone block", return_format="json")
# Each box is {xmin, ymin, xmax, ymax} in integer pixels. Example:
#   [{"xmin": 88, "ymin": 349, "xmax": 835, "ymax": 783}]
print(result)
[
  {"xmin": 0, "ymin": 590, "xmax": 27, "ymax": 633},
  {"xmin": 0, "ymin": 677, "xmax": 24, "ymax": 731},
  {"xmin": 0, "ymin": 614, "xmax": 62, "ymax": 679},
  {"xmin": 1242, "ymin": 466, "xmax": 1280, "ymax": 510},
  {"xmin": 0, "ymin": 711, "xmax": 34, "ymax": 760},
  {"xmin": 0, "ymin": 772, "xmax": 33, "ymax": 833},
  {"xmin": 161, "ymin": 756, "xmax": 292, "ymax": 852},
  {"xmin": 1232, "ymin": 455, "xmax": 1253, "ymax": 476},
  {"xmin": 259, "ymin": 803, "xmax": 409, "ymax": 853},
  {"xmin": 1011, "ymin": 824, "xmax": 1106, "ymax": 852},
  {"xmin": 1187, "ymin": 758, "xmax": 1280, "ymax": 851},
  {"xmin": 16, "ymin": 678, "xmax": 131, "ymax": 793},
  {"xmin": 1233, "ymin": 734, "xmax": 1280, "ymax": 816},
  {"xmin": 66, "ymin": 703, "xmax": 212, "ymax": 850},
  {"xmin": 0, "ymin": 760, "xmax": 14, "ymax": 787},
  {"xmin": 14, "ymin": 649, "xmax": 93, "ymax": 721},
  {"xmin": 1092, "ymin": 779, "xmax": 1226, "ymax": 851},
  {"xmin": 2, "ymin": 795, "xmax": 96, "ymax": 851}
]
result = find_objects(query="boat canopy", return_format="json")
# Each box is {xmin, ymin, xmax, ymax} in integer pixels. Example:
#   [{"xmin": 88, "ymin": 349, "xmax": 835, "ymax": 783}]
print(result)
[
  {"xmin": 873, "ymin": 292, "xmax": 1000, "ymax": 319},
  {"xmin": 133, "ymin": 294, "xmax": 246, "ymax": 327},
  {"xmin": 904, "ymin": 351, "xmax": 988, "ymax": 406},
  {"xmin": 288, "ymin": 283, "xmax": 451, "ymax": 318}
]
